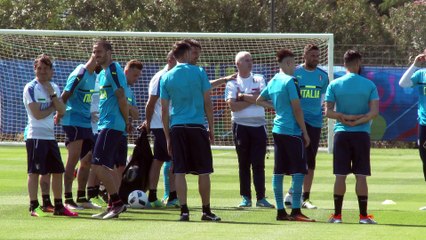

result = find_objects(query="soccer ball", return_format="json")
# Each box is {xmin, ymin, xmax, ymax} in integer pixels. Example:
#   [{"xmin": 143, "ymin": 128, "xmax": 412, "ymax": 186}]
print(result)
[{"xmin": 128, "ymin": 190, "xmax": 148, "ymax": 209}]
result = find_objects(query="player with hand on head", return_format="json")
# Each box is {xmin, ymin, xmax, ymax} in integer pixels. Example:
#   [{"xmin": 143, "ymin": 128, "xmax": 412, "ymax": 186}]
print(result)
[
  {"xmin": 399, "ymin": 48, "xmax": 426, "ymax": 210},
  {"xmin": 225, "ymin": 51, "xmax": 274, "ymax": 208},
  {"xmin": 23, "ymin": 54, "xmax": 78, "ymax": 217},
  {"xmin": 60, "ymin": 54, "xmax": 100, "ymax": 210},
  {"xmin": 284, "ymin": 44, "xmax": 329, "ymax": 209},
  {"xmin": 160, "ymin": 41, "xmax": 220, "ymax": 221},
  {"xmin": 325, "ymin": 50, "xmax": 379, "ymax": 224},
  {"xmin": 90, "ymin": 40, "xmax": 128, "ymax": 220},
  {"xmin": 257, "ymin": 49, "xmax": 314, "ymax": 222}
]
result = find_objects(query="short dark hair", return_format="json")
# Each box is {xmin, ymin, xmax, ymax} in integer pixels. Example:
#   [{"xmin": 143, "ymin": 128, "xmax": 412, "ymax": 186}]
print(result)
[
  {"xmin": 276, "ymin": 48, "xmax": 295, "ymax": 63},
  {"xmin": 125, "ymin": 59, "xmax": 143, "ymax": 70},
  {"xmin": 172, "ymin": 41, "xmax": 191, "ymax": 59},
  {"xmin": 94, "ymin": 39, "xmax": 112, "ymax": 51},
  {"xmin": 344, "ymin": 50, "xmax": 362, "ymax": 65},
  {"xmin": 34, "ymin": 54, "xmax": 53, "ymax": 69},
  {"xmin": 183, "ymin": 38, "xmax": 201, "ymax": 49},
  {"xmin": 304, "ymin": 44, "xmax": 319, "ymax": 54}
]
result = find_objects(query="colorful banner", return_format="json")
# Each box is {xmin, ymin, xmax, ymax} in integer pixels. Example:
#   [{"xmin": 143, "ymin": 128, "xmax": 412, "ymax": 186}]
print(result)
[{"xmin": 0, "ymin": 60, "xmax": 421, "ymax": 141}]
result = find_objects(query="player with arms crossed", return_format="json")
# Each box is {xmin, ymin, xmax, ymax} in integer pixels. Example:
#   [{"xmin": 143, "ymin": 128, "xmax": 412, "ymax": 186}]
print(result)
[
  {"xmin": 257, "ymin": 49, "xmax": 314, "ymax": 222},
  {"xmin": 160, "ymin": 41, "xmax": 220, "ymax": 221},
  {"xmin": 399, "ymin": 49, "xmax": 426, "ymax": 210},
  {"xmin": 23, "ymin": 54, "xmax": 78, "ymax": 217},
  {"xmin": 326, "ymin": 50, "xmax": 379, "ymax": 224},
  {"xmin": 90, "ymin": 40, "xmax": 128, "ymax": 220},
  {"xmin": 284, "ymin": 44, "xmax": 329, "ymax": 209},
  {"xmin": 225, "ymin": 51, "xmax": 274, "ymax": 208}
]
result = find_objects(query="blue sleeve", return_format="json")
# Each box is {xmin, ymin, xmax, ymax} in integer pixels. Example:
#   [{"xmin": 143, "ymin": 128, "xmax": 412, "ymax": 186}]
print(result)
[
  {"xmin": 201, "ymin": 69, "xmax": 211, "ymax": 92},
  {"xmin": 108, "ymin": 63, "xmax": 127, "ymax": 92},
  {"xmin": 369, "ymin": 84, "xmax": 379, "ymax": 101},
  {"xmin": 131, "ymin": 92, "xmax": 137, "ymax": 106},
  {"xmin": 160, "ymin": 76, "xmax": 170, "ymax": 100},
  {"xmin": 325, "ymin": 84, "xmax": 335, "ymax": 102},
  {"xmin": 321, "ymin": 72, "xmax": 329, "ymax": 94},
  {"xmin": 287, "ymin": 79, "xmax": 300, "ymax": 101},
  {"xmin": 64, "ymin": 66, "xmax": 86, "ymax": 93},
  {"xmin": 260, "ymin": 85, "xmax": 270, "ymax": 100},
  {"xmin": 411, "ymin": 70, "xmax": 424, "ymax": 86}
]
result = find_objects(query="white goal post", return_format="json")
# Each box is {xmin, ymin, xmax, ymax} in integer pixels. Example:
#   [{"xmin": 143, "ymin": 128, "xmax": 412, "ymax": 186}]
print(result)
[{"xmin": 0, "ymin": 29, "xmax": 334, "ymax": 152}]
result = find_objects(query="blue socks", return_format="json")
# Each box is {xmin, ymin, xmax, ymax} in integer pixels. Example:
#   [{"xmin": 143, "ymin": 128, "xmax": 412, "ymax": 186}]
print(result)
[
  {"xmin": 163, "ymin": 161, "xmax": 171, "ymax": 199},
  {"xmin": 272, "ymin": 174, "xmax": 284, "ymax": 210},
  {"xmin": 291, "ymin": 173, "xmax": 304, "ymax": 209}
]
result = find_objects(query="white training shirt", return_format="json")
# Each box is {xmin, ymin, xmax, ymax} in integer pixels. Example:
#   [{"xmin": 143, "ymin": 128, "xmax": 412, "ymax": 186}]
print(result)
[
  {"xmin": 225, "ymin": 73, "xmax": 266, "ymax": 127},
  {"xmin": 23, "ymin": 79, "xmax": 61, "ymax": 140},
  {"xmin": 148, "ymin": 66, "xmax": 169, "ymax": 129}
]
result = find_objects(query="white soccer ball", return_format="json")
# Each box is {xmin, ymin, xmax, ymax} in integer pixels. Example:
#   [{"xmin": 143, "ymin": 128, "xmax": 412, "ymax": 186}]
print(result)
[{"xmin": 128, "ymin": 190, "xmax": 148, "ymax": 209}]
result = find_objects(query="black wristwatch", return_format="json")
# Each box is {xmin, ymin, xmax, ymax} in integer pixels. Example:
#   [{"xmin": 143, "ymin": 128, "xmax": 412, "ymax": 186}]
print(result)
[{"xmin": 50, "ymin": 93, "xmax": 57, "ymax": 100}]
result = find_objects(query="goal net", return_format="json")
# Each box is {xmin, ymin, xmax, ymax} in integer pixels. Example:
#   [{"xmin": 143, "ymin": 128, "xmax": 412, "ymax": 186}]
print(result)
[{"xmin": 0, "ymin": 30, "xmax": 334, "ymax": 151}]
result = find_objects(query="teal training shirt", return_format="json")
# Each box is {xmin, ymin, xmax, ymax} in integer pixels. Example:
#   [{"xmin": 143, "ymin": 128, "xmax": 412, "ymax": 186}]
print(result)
[
  {"xmin": 62, "ymin": 64, "xmax": 96, "ymax": 128},
  {"xmin": 160, "ymin": 63, "xmax": 211, "ymax": 127},
  {"xmin": 325, "ymin": 73, "xmax": 379, "ymax": 133},
  {"xmin": 294, "ymin": 65, "xmax": 328, "ymax": 128},
  {"xmin": 98, "ymin": 62, "xmax": 128, "ymax": 132},
  {"xmin": 260, "ymin": 72, "xmax": 302, "ymax": 136},
  {"xmin": 411, "ymin": 69, "xmax": 426, "ymax": 125}
]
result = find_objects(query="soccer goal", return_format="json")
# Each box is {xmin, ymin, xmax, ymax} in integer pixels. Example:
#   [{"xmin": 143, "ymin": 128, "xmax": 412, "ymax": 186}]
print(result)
[{"xmin": 0, "ymin": 29, "xmax": 334, "ymax": 152}]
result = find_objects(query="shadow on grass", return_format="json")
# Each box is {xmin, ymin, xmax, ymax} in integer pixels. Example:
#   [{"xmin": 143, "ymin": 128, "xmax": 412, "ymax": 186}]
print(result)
[
  {"xmin": 314, "ymin": 220, "xmax": 426, "ymax": 228},
  {"xmin": 56, "ymin": 212, "xmax": 426, "ymax": 228}
]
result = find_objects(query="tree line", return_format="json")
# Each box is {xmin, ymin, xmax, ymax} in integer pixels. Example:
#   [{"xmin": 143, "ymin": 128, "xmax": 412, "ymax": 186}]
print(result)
[{"xmin": 0, "ymin": 0, "xmax": 425, "ymax": 63}]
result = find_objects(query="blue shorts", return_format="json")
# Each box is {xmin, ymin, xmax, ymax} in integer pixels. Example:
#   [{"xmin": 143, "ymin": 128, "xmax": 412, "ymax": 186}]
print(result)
[
  {"xmin": 170, "ymin": 124, "xmax": 213, "ymax": 175},
  {"xmin": 92, "ymin": 128, "xmax": 123, "ymax": 169},
  {"xmin": 26, "ymin": 139, "xmax": 65, "ymax": 175},
  {"xmin": 114, "ymin": 135, "xmax": 128, "ymax": 167},
  {"xmin": 151, "ymin": 128, "xmax": 171, "ymax": 162},
  {"xmin": 63, "ymin": 126, "xmax": 94, "ymax": 158},
  {"xmin": 333, "ymin": 131, "xmax": 371, "ymax": 176},
  {"xmin": 272, "ymin": 133, "xmax": 307, "ymax": 175},
  {"xmin": 305, "ymin": 123, "xmax": 322, "ymax": 170}
]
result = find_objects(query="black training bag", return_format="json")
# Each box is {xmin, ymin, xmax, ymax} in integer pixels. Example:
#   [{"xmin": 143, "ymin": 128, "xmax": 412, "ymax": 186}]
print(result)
[{"xmin": 118, "ymin": 127, "xmax": 153, "ymax": 203}]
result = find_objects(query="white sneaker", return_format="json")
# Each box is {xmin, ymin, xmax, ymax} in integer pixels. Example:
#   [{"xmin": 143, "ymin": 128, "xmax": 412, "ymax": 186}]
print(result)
[
  {"xmin": 302, "ymin": 199, "xmax": 318, "ymax": 209},
  {"xmin": 78, "ymin": 200, "xmax": 102, "ymax": 209},
  {"xmin": 64, "ymin": 201, "xmax": 84, "ymax": 210},
  {"xmin": 284, "ymin": 192, "xmax": 303, "ymax": 208},
  {"xmin": 103, "ymin": 204, "xmax": 126, "ymax": 220},
  {"xmin": 419, "ymin": 206, "xmax": 426, "ymax": 210},
  {"xmin": 92, "ymin": 210, "xmax": 109, "ymax": 219},
  {"xmin": 284, "ymin": 192, "xmax": 292, "ymax": 208}
]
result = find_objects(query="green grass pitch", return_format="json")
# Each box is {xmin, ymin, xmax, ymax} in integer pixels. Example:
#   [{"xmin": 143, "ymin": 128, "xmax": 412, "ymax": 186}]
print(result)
[{"xmin": 1, "ymin": 146, "xmax": 426, "ymax": 239}]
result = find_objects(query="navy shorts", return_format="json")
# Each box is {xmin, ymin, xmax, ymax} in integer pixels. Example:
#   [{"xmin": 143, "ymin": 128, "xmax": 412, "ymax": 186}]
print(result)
[
  {"xmin": 170, "ymin": 124, "xmax": 213, "ymax": 175},
  {"xmin": 333, "ymin": 131, "xmax": 371, "ymax": 176},
  {"xmin": 26, "ymin": 139, "xmax": 65, "ymax": 175},
  {"xmin": 151, "ymin": 128, "xmax": 171, "ymax": 162},
  {"xmin": 114, "ymin": 135, "xmax": 128, "ymax": 167},
  {"xmin": 272, "ymin": 133, "xmax": 307, "ymax": 175},
  {"xmin": 63, "ymin": 126, "xmax": 94, "ymax": 158},
  {"xmin": 92, "ymin": 128, "xmax": 123, "ymax": 169},
  {"xmin": 305, "ymin": 123, "xmax": 322, "ymax": 170}
]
